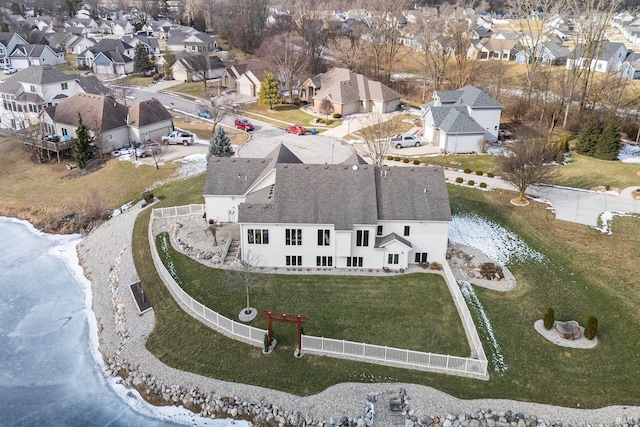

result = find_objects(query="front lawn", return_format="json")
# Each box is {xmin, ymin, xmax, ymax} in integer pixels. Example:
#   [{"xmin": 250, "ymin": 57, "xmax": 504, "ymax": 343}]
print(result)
[
  {"xmin": 241, "ymin": 103, "xmax": 342, "ymax": 129},
  {"xmin": 550, "ymin": 152, "xmax": 640, "ymax": 190}
]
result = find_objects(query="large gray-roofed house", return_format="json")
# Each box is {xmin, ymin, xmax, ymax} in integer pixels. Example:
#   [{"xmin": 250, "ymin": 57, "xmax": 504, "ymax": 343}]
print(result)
[
  {"xmin": 127, "ymin": 98, "xmax": 173, "ymax": 143},
  {"xmin": 203, "ymin": 146, "xmax": 451, "ymax": 270},
  {"xmin": 422, "ymin": 85, "xmax": 503, "ymax": 152}
]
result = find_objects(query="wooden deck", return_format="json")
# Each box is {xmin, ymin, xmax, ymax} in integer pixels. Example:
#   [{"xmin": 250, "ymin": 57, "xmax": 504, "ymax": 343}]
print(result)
[{"xmin": 23, "ymin": 139, "xmax": 73, "ymax": 163}]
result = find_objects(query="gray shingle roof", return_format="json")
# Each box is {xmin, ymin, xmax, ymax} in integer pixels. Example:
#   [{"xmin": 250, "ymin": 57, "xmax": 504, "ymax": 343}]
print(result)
[
  {"xmin": 204, "ymin": 157, "xmax": 272, "ymax": 196},
  {"xmin": 310, "ymin": 67, "xmax": 401, "ymax": 104},
  {"xmin": 375, "ymin": 232, "xmax": 412, "ymax": 248},
  {"xmin": 239, "ymin": 164, "xmax": 379, "ymax": 230},
  {"xmin": 430, "ymin": 106, "xmax": 487, "ymax": 134},
  {"xmin": 45, "ymin": 93, "xmax": 128, "ymax": 132},
  {"xmin": 127, "ymin": 98, "xmax": 172, "ymax": 127},
  {"xmin": 375, "ymin": 166, "xmax": 451, "ymax": 222},
  {"xmin": 264, "ymin": 144, "xmax": 303, "ymax": 164},
  {"xmin": 435, "ymin": 85, "xmax": 502, "ymax": 109}
]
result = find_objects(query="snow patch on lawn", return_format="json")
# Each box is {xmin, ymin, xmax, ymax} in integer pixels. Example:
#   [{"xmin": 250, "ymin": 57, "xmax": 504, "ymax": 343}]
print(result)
[
  {"xmin": 147, "ymin": 153, "xmax": 208, "ymax": 191},
  {"xmin": 619, "ymin": 143, "xmax": 640, "ymax": 163},
  {"xmin": 460, "ymin": 281, "xmax": 507, "ymax": 374},
  {"xmin": 592, "ymin": 211, "xmax": 635, "ymax": 235},
  {"xmin": 449, "ymin": 213, "xmax": 545, "ymax": 265}
]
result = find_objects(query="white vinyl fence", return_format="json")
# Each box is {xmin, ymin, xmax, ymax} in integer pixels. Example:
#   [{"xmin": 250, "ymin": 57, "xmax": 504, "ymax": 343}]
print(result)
[{"xmin": 149, "ymin": 206, "xmax": 488, "ymax": 378}]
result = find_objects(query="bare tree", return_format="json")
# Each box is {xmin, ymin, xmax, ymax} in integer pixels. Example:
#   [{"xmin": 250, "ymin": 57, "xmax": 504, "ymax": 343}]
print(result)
[
  {"xmin": 234, "ymin": 250, "xmax": 264, "ymax": 316},
  {"xmin": 319, "ymin": 98, "xmax": 334, "ymax": 121},
  {"xmin": 496, "ymin": 138, "xmax": 559, "ymax": 202},
  {"xmin": 356, "ymin": 113, "xmax": 397, "ymax": 166},
  {"xmin": 327, "ymin": 33, "xmax": 368, "ymax": 75},
  {"xmin": 208, "ymin": 93, "xmax": 236, "ymax": 131},
  {"xmin": 506, "ymin": 0, "xmax": 566, "ymax": 103},
  {"xmin": 258, "ymin": 32, "xmax": 308, "ymax": 102},
  {"xmin": 293, "ymin": 0, "xmax": 334, "ymax": 74}
]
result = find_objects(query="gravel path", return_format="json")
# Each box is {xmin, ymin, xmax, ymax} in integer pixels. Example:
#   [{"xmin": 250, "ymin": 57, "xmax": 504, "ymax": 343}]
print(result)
[{"xmin": 77, "ymin": 204, "xmax": 640, "ymax": 426}]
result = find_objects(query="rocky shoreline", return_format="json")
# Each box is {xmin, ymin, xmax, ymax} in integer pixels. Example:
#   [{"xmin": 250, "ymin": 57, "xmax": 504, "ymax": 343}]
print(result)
[{"xmin": 77, "ymin": 203, "xmax": 640, "ymax": 427}]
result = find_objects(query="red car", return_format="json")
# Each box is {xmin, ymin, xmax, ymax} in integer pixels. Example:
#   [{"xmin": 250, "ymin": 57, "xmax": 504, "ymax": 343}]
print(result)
[
  {"xmin": 286, "ymin": 124, "xmax": 306, "ymax": 135},
  {"xmin": 234, "ymin": 118, "xmax": 254, "ymax": 131}
]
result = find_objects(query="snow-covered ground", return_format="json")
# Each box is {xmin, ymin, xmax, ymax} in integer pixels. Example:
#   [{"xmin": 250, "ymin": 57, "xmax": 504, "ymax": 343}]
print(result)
[{"xmin": 619, "ymin": 142, "xmax": 640, "ymax": 163}]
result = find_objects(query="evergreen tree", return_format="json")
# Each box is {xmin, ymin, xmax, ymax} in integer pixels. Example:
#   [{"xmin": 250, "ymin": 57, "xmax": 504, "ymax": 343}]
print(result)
[
  {"xmin": 258, "ymin": 72, "xmax": 281, "ymax": 110},
  {"xmin": 209, "ymin": 127, "xmax": 234, "ymax": 157},
  {"xmin": 133, "ymin": 43, "xmax": 152, "ymax": 74},
  {"xmin": 595, "ymin": 115, "xmax": 621, "ymax": 161},
  {"xmin": 72, "ymin": 113, "xmax": 95, "ymax": 169},
  {"xmin": 576, "ymin": 121, "xmax": 601, "ymax": 156}
]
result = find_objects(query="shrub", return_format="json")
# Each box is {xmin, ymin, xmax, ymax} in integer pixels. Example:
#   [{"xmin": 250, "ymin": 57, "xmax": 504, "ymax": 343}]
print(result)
[
  {"xmin": 429, "ymin": 262, "xmax": 443, "ymax": 270},
  {"xmin": 332, "ymin": 113, "xmax": 342, "ymax": 119},
  {"xmin": 393, "ymin": 156, "xmax": 401, "ymax": 161},
  {"xmin": 480, "ymin": 262, "xmax": 503, "ymax": 280},
  {"xmin": 584, "ymin": 315, "xmax": 598, "ymax": 340},
  {"xmin": 467, "ymin": 180, "xmax": 475, "ymax": 186},
  {"xmin": 386, "ymin": 155, "xmax": 394, "ymax": 160},
  {"xmin": 143, "ymin": 191, "xmax": 154, "ymax": 204},
  {"xmin": 455, "ymin": 177, "xmax": 463, "ymax": 183},
  {"xmin": 543, "ymin": 307, "xmax": 555, "ymax": 330},
  {"xmin": 475, "ymin": 170, "xmax": 483, "ymax": 176},
  {"xmin": 479, "ymin": 182, "xmax": 487, "ymax": 188},
  {"xmin": 263, "ymin": 333, "xmax": 271, "ymax": 352},
  {"xmin": 402, "ymin": 158, "xmax": 410, "ymax": 163},
  {"xmin": 413, "ymin": 159, "xmax": 420, "ymax": 165},
  {"xmin": 487, "ymin": 172, "xmax": 495, "ymax": 178},
  {"xmin": 464, "ymin": 168, "xmax": 472, "ymax": 173}
]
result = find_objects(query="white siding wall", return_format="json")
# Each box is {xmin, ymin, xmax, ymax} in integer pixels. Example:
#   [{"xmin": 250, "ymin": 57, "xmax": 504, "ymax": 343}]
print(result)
[
  {"xmin": 376, "ymin": 221, "xmax": 449, "ymax": 265},
  {"xmin": 468, "ymin": 107, "xmax": 501, "ymax": 141},
  {"xmin": 41, "ymin": 81, "xmax": 82, "ymax": 104},
  {"xmin": 205, "ymin": 195, "xmax": 245, "ymax": 224}
]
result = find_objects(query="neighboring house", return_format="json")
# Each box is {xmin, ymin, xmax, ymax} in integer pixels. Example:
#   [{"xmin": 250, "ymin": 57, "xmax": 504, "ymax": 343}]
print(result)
[
  {"xmin": 421, "ymin": 85, "xmax": 503, "ymax": 153},
  {"xmin": 77, "ymin": 39, "xmax": 135, "ymax": 69},
  {"xmin": 467, "ymin": 37, "xmax": 519, "ymax": 61},
  {"xmin": 66, "ymin": 35, "xmax": 97, "ymax": 55},
  {"xmin": 299, "ymin": 67, "xmax": 401, "ymax": 115},
  {"xmin": 515, "ymin": 41, "xmax": 571, "ymax": 66},
  {"xmin": 108, "ymin": 20, "xmax": 135, "ymax": 37},
  {"xmin": 170, "ymin": 52, "xmax": 225, "ymax": 82},
  {"xmin": 9, "ymin": 44, "xmax": 66, "ymax": 69},
  {"xmin": 203, "ymin": 144, "xmax": 451, "ymax": 271},
  {"xmin": 122, "ymin": 35, "xmax": 161, "ymax": 58},
  {"xmin": 220, "ymin": 61, "xmax": 272, "ymax": 96},
  {"xmin": 65, "ymin": 18, "xmax": 100, "ymax": 33},
  {"xmin": 166, "ymin": 29, "xmax": 218, "ymax": 53},
  {"xmin": 0, "ymin": 32, "xmax": 28, "ymax": 69},
  {"xmin": 619, "ymin": 52, "xmax": 640, "ymax": 80},
  {"xmin": 566, "ymin": 41, "xmax": 628, "ymax": 73},
  {"xmin": 0, "ymin": 65, "xmax": 109, "ymax": 131},
  {"xmin": 92, "ymin": 50, "xmax": 134, "ymax": 76},
  {"xmin": 126, "ymin": 98, "xmax": 173, "ymax": 143},
  {"xmin": 42, "ymin": 93, "xmax": 129, "ymax": 153}
]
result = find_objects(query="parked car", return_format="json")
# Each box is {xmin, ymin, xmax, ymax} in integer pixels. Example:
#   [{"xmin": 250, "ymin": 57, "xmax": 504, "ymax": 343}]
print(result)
[
  {"xmin": 161, "ymin": 131, "xmax": 194, "ymax": 145},
  {"xmin": 234, "ymin": 118, "xmax": 254, "ymax": 131},
  {"xmin": 286, "ymin": 124, "xmax": 306, "ymax": 135},
  {"xmin": 389, "ymin": 134, "xmax": 421, "ymax": 148},
  {"xmin": 3, "ymin": 66, "xmax": 17, "ymax": 75},
  {"xmin": 143, "ymin": 142, "xmax": 161, "ymax": 156},
  {"xmin": 197, "ymin": 109, "xmax": 213, "ymax": 119}
]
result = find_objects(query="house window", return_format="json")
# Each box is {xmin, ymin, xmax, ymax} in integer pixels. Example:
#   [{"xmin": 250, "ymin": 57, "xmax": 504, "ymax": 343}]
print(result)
[
  {"xmin": 286, "ymin": 255, "xmax": 302, "ymax": 266},
  {"xmin": 346, "ymin": 257, "xmax": 363, "ymax": 267},
  {"xmin": 108, "ymin": 134, "xmax": 112, "ymax": 140},
  {"xmin": 388, "ymin": 254, "xmax": 399, "ymax": 264},
  {"xmin": 61, "ymin": 128, "xmax": 68, "ymax": 136},
  {"xmin": 317, "ymin": 229, "xmax": 330, "ymax": 246},
  {"xmin": 377, "ymin": 225, "xmax": 383, "ymax": 236},
  {"xmin": 414, "ymin": 252, "xmax": 428, "ymax": 263},
  {"xmin": 247, "ymin": 229, "xmax": 269, "ymax": 244},
  {"xmin": 316, "ymin": 256, "xmax": 333, "ymax": 267},
  {"xmin": 285, "ymin": 229, "xmax": 302, "ymax": 245},
  {"xmin": 29, "ymin": 85, "xmax": 36, "ymax": 92},
  {"xmin": 61, "ymin": 83, "xmax": 68, "ymax": 90},
  {"xmin": 356, "ymin": 230, "xmax": 369, "ymax": 247},
  {"xmin": 404, "ymin": 226, "xmax": 410, "ymax": 236}
]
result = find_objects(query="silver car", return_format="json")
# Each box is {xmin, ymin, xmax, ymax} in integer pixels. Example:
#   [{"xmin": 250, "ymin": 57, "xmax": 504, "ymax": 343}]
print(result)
[{"xmin": 389, "ymin": 134, "xmax": 421, "ymax": 149}]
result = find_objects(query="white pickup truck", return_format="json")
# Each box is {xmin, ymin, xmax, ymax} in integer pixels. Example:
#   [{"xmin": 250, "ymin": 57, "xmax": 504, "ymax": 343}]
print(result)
[{"xmin": 161, "ymin": 130, "xmax": 194, "ymax": 146}]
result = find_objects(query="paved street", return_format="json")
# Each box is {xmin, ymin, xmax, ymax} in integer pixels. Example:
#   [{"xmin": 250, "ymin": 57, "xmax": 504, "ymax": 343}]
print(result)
[{"xmin": 132, "ymin": 81, "xmax": 640, "ymax": 228}]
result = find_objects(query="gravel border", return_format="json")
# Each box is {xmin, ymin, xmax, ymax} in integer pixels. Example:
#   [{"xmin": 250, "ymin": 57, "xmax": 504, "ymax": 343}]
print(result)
[{"xmin": 77, "ymin": 204, "xmax": 640, "ymax": 425}]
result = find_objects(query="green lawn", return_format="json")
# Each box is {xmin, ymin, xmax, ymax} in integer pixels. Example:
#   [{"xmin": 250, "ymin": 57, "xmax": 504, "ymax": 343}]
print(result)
[
  {"xmin": 155, "ymin": 235, "xmax": 468, "ymax": 354},
  {"xmin": 417, "ymin": 153, "xmax": 498, "ymax": 174},
  {"xmin": 551, "ymin": 152, "xmax": 640, "ymax": 190},
  {"xmin": 242, "ymin": 103, "xmax": 342, "ymax": 129},
  {"xmin": 133, "ymin": 173, "xmax": 640, "ymax": 407}
]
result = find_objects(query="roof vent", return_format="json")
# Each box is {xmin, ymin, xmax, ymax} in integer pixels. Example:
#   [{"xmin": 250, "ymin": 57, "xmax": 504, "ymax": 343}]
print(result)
[
  {"xmin": 305, "ymin": 165, "xmax": 309, "ymax": 169},
  {"xmin": 409, "ymin": 168, "xmax": 414, "ymax": 171},
  {"xmin": 423, "ymin": 188, "xmax": 427, "ymax": 193},
  {"xmin": 283, "ymin": 164, "xmax": 288, "ymax": 168},
  {"xmin": 237, "ymin": 173, "xmax": 241, "ymax": 179},
  {"xmin": 352, "ymin": 165, "xmax": 358, "ymax": 171},
  {"xmin": 261, "ymin": 159, "xmax": 265, "ymax": 163},
  {"xmin": 231, "ymin": 159, "xmax": 236, "ymax": 162},
  {"xmin": 246, "ymin": 159, "xmax": 250, "ymax": 163}
]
